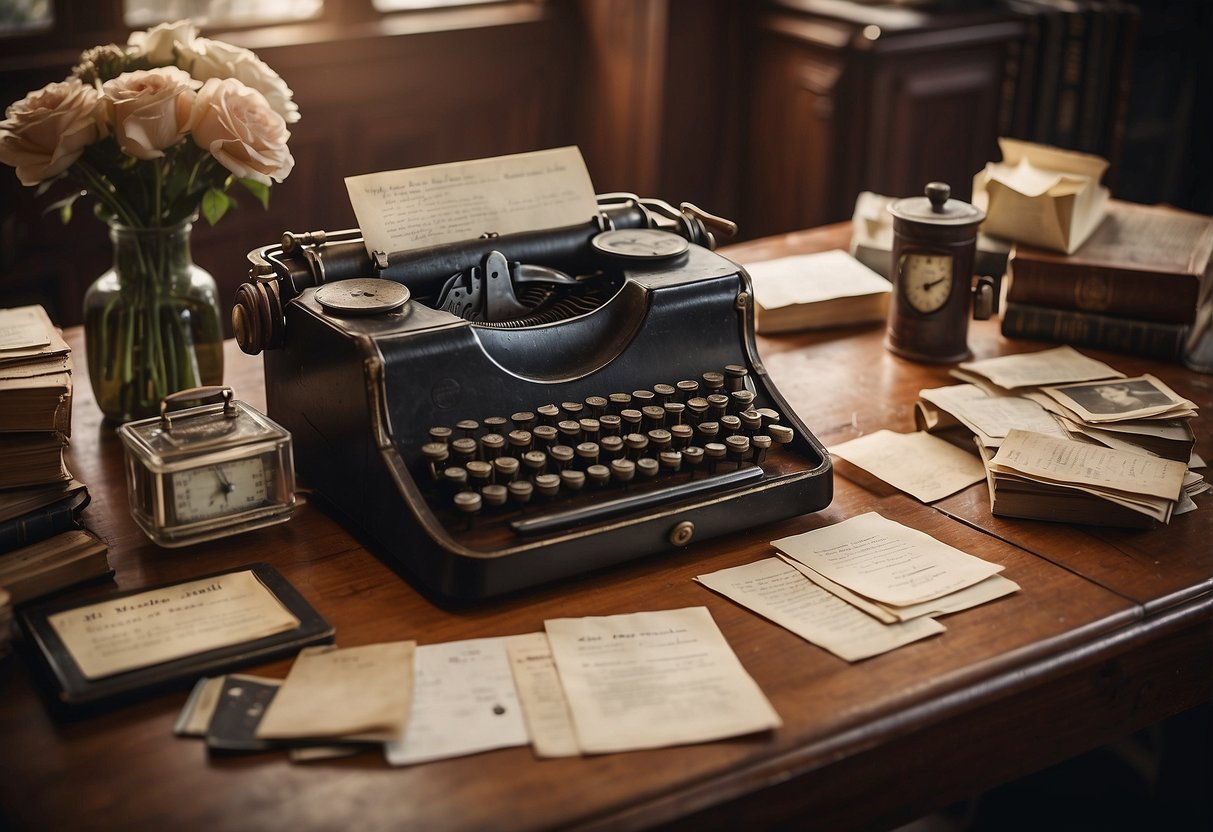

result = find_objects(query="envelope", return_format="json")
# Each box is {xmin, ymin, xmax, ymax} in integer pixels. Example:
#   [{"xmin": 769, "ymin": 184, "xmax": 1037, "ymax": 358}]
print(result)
[{"xmin": 972, "ymin": 138, "xmax": 1109, "ymax": 254}]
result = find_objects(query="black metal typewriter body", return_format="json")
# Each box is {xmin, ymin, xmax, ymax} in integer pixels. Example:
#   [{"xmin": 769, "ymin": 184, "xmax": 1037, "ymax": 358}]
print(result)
[{"xmin": 237, "ymin": 195, "xmax": 832, "ymax": 600}]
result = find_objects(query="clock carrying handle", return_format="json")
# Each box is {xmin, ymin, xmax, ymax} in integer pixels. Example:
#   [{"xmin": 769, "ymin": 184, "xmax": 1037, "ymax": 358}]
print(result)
[{"xmin": 160, "ymin": 386, "xmax": 237, "ymax": 430}]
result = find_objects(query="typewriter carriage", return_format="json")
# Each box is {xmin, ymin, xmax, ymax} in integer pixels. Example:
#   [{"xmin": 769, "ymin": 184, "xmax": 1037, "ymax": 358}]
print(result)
[{"xmin": 241, "ymin": 195, "xmax": 832, "ymax": 599}]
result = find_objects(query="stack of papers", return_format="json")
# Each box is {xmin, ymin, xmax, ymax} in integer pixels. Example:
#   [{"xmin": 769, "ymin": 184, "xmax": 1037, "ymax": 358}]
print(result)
[
  {"xmin": 696, "ymin": 513, "xmax": 1017, "ymax": 662},
  {"xmin": 950, "ymin": 347, "xmax": 1206, "ymax": 526}
]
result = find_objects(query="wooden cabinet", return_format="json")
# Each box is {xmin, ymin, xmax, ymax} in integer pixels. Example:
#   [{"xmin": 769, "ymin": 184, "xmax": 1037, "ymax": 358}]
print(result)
[{"xmin": 742, "ymin": 3, "xmax": 1025, "ymax": 239}]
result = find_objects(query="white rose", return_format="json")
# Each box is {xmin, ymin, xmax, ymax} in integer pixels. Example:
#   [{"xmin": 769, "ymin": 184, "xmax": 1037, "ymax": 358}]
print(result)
[
  {"xmin": 103, "ymin": 67, "xmax": 199, "ymax": 160},
  {"xmin": 178, "ymin": 37, "xmax": 300, "ymax": 124},
  {"xmin": 0, "ymin": 77, "xmax": 106, "ymax": 186},
  {"xmin": 127, "ymin": 19, "xmax": 198, "ymax": 65},
  {"xmin": 189, "ymin": 77, "xmax": 294, "ymax": 185}
]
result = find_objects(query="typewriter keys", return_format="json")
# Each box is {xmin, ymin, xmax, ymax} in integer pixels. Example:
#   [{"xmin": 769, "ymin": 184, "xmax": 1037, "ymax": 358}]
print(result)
[{"xmin": 591, "ymin": 229, "xmax": 690, "ymax": 262}]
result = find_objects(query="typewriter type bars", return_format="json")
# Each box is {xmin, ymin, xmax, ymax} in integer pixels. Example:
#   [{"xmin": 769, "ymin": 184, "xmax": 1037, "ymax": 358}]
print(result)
[
  {"xmin": 419, "ymin": 365, "xmax": 795, "ymax": 540},
  {"xmin": 240, "ymin": 195, "xmax": 832, "ymax": 599}
]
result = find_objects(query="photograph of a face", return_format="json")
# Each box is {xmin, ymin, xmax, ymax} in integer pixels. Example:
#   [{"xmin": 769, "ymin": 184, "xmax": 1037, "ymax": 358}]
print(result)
[{"xmin": 1042, "ymin": 374, "xmax": 1189, "ymax": 421}]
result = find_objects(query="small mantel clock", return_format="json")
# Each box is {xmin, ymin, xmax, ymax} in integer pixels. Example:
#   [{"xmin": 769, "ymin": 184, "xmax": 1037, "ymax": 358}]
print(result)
[
  {"xmin": 117, "ymin": 386, "xmax": 296, "ymax": 547},
  {"xmin": 885, "ymin": 182, "xmax": 991, "ymax": 363}
]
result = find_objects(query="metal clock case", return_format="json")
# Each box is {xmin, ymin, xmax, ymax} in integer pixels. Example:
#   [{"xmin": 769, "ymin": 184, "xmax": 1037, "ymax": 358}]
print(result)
[
  {"xmin": 885, "ymin": 182, "xmax": 989, "ymax": 363},
  {"xmin": 117, "ymin": 386, "xmax": 296, "ymax": 547}
]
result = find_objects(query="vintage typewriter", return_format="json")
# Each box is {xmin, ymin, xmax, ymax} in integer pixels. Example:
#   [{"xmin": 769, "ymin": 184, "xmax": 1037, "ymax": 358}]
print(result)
[{"xmin": 233, "ymin": 194, "xmax": 832, "ymax": 600}]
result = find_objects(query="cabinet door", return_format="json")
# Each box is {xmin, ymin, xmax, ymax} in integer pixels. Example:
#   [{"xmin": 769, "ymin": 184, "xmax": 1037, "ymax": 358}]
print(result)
[
  {"xmin": 744, "ymin": 36, "xmax": 846, "ymax": 238},
  {"xmin": 863, "ymin": 47, "xmax": 1008, "ymax": 203}
]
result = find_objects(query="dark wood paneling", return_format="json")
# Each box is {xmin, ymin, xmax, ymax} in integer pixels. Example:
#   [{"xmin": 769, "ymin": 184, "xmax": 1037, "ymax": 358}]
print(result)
[{"xmin": 0, "ymin": 5, "xmax": 581, "ymax": 331}]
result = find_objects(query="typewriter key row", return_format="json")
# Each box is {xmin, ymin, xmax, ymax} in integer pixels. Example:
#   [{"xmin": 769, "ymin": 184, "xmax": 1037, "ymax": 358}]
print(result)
[{"xmin": 415, "ymin": 368, "xmax": 797, "ymax": 531}]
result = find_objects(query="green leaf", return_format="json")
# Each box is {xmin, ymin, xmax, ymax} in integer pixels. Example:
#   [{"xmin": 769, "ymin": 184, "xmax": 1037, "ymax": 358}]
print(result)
[
  {"xmin": 239, "ymin": 178, "xmax": 271, "ymax": 210},
  {"xmin": 201, "ymin": 187, "xmax": 233, "ymax": 226}
]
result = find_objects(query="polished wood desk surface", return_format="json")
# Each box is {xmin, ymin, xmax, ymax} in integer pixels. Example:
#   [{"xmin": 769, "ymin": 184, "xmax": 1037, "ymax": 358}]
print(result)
[{"xmin": 2, "ymin": 225, "xmax": 1210, "ymax": 832}]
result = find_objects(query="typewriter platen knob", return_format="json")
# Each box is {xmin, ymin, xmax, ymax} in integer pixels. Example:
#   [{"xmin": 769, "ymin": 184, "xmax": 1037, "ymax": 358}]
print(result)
[{"xmin": 591, "ymin": 229, "xmax": 689, "ymax": 262}]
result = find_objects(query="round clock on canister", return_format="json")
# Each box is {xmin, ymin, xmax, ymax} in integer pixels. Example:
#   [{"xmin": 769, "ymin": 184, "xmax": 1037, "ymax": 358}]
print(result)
[{"xmin": 885, "ymin": 182, "xmax": 986, "ymax": 363}]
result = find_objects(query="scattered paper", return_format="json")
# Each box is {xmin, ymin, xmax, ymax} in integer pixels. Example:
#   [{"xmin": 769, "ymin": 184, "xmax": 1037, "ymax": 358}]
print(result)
[
  {"xmin": 505, "ymin": 632, "xmax": 581, "ymax": 758},
  {"xmin": 385, "ymin": 637, "xmax": 529, "ymax": 766},
  {"xmin": 918, "ymin": 383, "xmax": 1068, "ymax": 445},
  {"xmin": 544, "ymin": 607, "xmax": 780, "ymax": 753},
  {"xmin": 772, "ymin": 512, "xmax": 1004, "ymax": 607},
  {"xmin": 829, "ymin": 429, "xmax": 986, "ymax": 502},
  {"xmin": 256, "ymin": 641, "xmax": 415, "ymax": 742},
  {"xmin": 779, "ymin": 555, "xmax": 1018, "ymax": 623},
  {"xmin": 48, "ymin": 570, "xmax": 300, "ymax": 680},
  {"xmin": 345, "ymin": 146, "xmax": 597, "ymax": 257},
  {"xmin": 697, "ymin": 558, "xmax": 943, "ymax": 662},
  {"xmin": 954, "ymin": 346, "xmax": 1122, "ymax": 390}
]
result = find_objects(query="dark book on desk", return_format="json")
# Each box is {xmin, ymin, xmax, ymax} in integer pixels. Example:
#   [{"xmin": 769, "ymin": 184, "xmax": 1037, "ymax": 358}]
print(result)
[
  {"xmin": 0, "ymin": 479, "xmax": 90, "ymax": 554},
  {"xmin": 1006, "ymin": 201, "xmax": 1213, "ymax": 325},
  {"xmin": 0, "ymin": 528, "xmax": 111, "ymax": 605},
  {"xmin": 1001, "ymin": 302, "xmax": 1189, "ymax": 361}
]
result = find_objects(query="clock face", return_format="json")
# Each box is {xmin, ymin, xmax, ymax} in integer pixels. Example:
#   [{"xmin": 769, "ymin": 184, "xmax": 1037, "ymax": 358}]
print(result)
[
  {"xmin": 170, "ymin": 456, "xmax": 271, "ymax": 524},
  {"xmin": 899, "ymin": 252, "xmax": 954, "ymax": 314}
]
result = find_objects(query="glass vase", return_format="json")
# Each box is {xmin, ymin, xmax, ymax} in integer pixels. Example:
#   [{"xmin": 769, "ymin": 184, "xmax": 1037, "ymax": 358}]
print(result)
[{"xmin": 83, "ymin": 217, "xmax": 224, "ymax": 423}]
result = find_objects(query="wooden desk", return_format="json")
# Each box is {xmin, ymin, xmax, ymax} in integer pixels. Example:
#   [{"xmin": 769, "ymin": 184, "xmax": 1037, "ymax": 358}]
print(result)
[{"xmin": 2, "ymin": 225, "xmax": 1210, "ymax": 831}]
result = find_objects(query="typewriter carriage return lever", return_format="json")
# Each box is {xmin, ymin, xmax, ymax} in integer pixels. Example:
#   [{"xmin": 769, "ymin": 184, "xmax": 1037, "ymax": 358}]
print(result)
[{"xmin": 235, "ymin": 194, "xmax": 831, "ymax": 600}]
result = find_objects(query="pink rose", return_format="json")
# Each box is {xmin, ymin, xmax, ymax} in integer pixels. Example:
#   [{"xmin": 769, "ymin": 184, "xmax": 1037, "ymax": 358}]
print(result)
[
  {"xmin": 127, "ymin": 19, "xmax": 199, "ymax": 65},
  {"xmin": 188, "ymin": 77, "xmax": 293, "ymax": 185},
  {"xmin": 103, "ymin": 67, "xmax": 198, "ymax": 160},
  {"xmin": 178, "ymin": 37, "xmax": 300, "ymax": 124},
  {"xmin": 0, "ymin": 77, "xmax": 105, "ymax": 186}
]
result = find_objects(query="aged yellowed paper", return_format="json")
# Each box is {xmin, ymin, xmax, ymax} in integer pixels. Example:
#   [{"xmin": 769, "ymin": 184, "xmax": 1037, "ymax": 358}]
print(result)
[
  {"xmin": 345, "ymin": 146, "xmax": 597, "ymax": 256},
  {"xmin": 0, "ymin": 305, "xmax": 51, "ymax": 351},
  {"xmin": 697, "ymin": 558, "xmax": 943, "ymax": 662},
  {"xmin": 255, "ymin": 641, "xmax": 415, "ymax": 742},
  {"xmin": 989, "ymin": 429, "xmax": 1187, "ymax": 501},
  {"xmin": 48, "ymin": 570, "xmax": 300, "ymax": 680},
  {"xmin": 772, "ymin": 512, "xmax": 1004, "ymax": 607},
  {"xmin": 829, "ymin": 429, "xmax": 986, "ymax": 502},
  {"xmin": 779, "ymin": 555, "xmax": 1019, "ymax": 622},
  {"xmin": 918, "ymin": 383, "xmax": 1068, "ymax": 445},
  {"xmin": 543, "ymin": 606, "xmax": 780, "ymax": 754},
  {"xmin": 505, "ymin": 632, "xmax": 581, "ymax": 759},
  {"xmin": 955, "ymin": 346, "xmax": 1122, "ymax": 390},
  {"xmin": 385, "ymin": 636, "xmax": 529, "ymax": 766}
]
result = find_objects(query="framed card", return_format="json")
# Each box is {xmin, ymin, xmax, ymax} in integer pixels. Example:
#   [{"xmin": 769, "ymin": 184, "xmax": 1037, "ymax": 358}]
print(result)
[{"xmin": 19, "ymin": 563, "xmax": 334, "ymax": 709}]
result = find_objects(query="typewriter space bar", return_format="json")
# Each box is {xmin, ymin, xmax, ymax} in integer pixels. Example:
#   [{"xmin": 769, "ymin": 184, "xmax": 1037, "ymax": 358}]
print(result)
[{"xmin": 510, "ymin": 465, "xmax": 764, "ymax": 536}]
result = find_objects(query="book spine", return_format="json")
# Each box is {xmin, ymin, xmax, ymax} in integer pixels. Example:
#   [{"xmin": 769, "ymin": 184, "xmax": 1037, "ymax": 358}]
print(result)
[
  {"xmin": 1007, "ymin": 259, "xmax": 1199, "ymax": 324},
  {"xmin": 0, "ymin": 496, "xmax": 87, "ymax": 555},
  {"xmin": 1000, "ymin": 302, "xmax": 1189, "ymax": 361}
]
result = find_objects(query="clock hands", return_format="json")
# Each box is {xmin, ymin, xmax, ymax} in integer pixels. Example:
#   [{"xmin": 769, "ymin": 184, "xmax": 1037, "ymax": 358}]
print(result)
[
  {"xmin": 214, "ymin": 466, "xmax": 236, "ymax": 504},
  {"xmin": 920, "ymin": 276, "xmax": 948, "ymax": 292}
]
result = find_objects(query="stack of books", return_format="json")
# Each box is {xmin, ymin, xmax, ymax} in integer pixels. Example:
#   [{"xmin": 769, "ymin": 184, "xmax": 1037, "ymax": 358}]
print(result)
[
  {"xmin": 1001, "ymin": 200, "xmax": 1213, "ymax": 361},
  {"xmin": 925, "ymin": 347, "xmax": 1207, "ymax": 528},
  {"xmin": 0, "ymin": 305, "xmax": 111, "ymax": 603}
]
